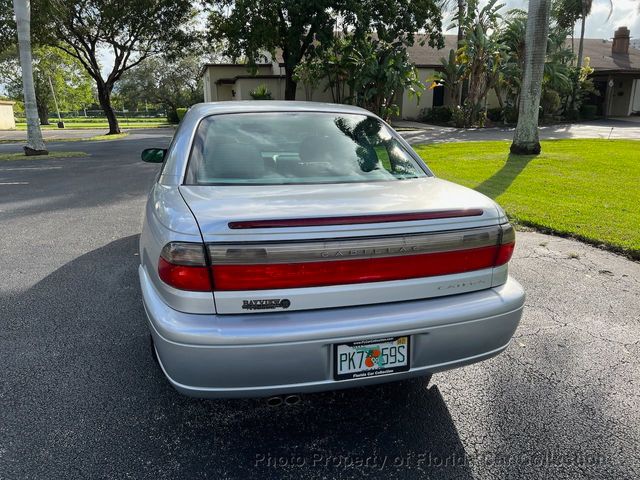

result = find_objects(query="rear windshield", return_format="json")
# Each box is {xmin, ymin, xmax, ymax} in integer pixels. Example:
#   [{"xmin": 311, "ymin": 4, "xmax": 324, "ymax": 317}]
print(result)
[{"xmin": 184, "ymin": 112, "xmax": 428, "ymax": 185}]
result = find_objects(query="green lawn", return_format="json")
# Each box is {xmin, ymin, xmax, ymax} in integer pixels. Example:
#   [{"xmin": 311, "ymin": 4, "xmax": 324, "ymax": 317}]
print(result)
[
  {"xmin": 0, "ymin": 133, "xmax": 129, "ymax": 144},
  {"xmin": 0, "ymin": 151, "xmax": 89, "ymax": 161},
  {"xmin": 414, "ymin": 139, "xmax": 640, "ymax": 258}
]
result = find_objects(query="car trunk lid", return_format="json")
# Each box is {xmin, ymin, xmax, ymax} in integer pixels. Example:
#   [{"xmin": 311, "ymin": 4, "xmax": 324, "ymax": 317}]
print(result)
[{"xmin": 179, "ymin": 178, "xmax": 511, "ymax": 313}]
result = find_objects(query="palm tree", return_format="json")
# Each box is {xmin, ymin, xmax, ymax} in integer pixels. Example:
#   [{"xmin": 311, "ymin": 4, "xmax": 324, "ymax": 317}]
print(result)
[
  {"xmin": 510, "ymin": 0, "xmax": 551, "ymax": 155},
  {"xmin": 456, "ymin": 0, "xmax": 467, "ymax": 104},
  {"xmin": 12, "ymin": 0, "xmax": 47, "ymax": 155},
  {"xmin": 576, "ymin": 0, "xmax": 592, "ymax": 69}
]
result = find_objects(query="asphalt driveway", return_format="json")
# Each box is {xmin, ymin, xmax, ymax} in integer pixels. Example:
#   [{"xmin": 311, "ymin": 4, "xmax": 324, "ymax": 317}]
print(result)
[{"xmin": 0, "ymin": 132, "xmax": 638, "ymax": 479}]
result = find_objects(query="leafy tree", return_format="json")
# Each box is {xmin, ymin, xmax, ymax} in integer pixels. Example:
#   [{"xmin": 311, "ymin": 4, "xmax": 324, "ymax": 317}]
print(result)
[
  {"xmin": 574, "ymin": 0, "xmax": 591, "ymax": 70},
  {"xmin": 313, "ymin": 37, "xmax": 353, "ymax": 104},
  {"xmin": 511, "ymin": 0, "xmax": 552, "ymax": 155},
  {"xmin": 347, "ymin": 37, "xmax": 424, "ymax": 120},
  {"xmin": 115, "ymin": 56, "xmax": 203, "ymax": 122},
  {"xmin": 34, "ymin": 0, "xmax": 196, "ymax": 134},
  {"xmin": 206, "ymin": 0, "xmax": 443, "ymax": 100},
  {"xmin": 457, "ymin": 0, "xmax": 506, "ymax": 125},
  {"xmin": 12, "ymin": 0, "xmax": 46, "ymax": 154},
  {"xmin": 444, "ymin": 0, "xmax": 468, "ymax": 104},
  {"xmin": 552, "ymin": 0, "xmax": 581, "ymax": 55},
  {"xmin": 498, "ymin": 8, "xmax": 577, "ymax": 121},
  {"xmin": 498, "ymin": 10, "xmax": 532, "ymax": 122},
  {"xmin": 1, "ymin": 45, "xmax": 94, "ymax": 124},
  {"xmin": 293, "ymin": 56, "xmax": 324, "ymax": 101},
  {"xmin": 0, "ymin": 0, "xmax": 15, "ymax": 54},
  {"xmin": 294, "ymin": 34, "xmax": 423, "ymax": 120},
  {"xmin": 427, "ymin": 49, "xmax": 464, "ymax": 106},
  {"xmin": 207, "ymin": 0, "xmax": 338, "ymax": 101},
  {"xmin": 344, "ymin": 0, "xmax": 443, "ymax": 47}
]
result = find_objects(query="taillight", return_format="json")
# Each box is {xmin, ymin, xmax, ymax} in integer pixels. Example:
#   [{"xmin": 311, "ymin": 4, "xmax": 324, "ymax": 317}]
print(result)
[
  {"xmin": 495, "ymin": 223, "xmax": 516, "ymax": 266},
  {"xmin": 158, "ymin": 242, "xmax": 211, "ymax": 291},
  {"xmin": 206, "ymin": 224, "xmax": 516, "ymax": 291}
]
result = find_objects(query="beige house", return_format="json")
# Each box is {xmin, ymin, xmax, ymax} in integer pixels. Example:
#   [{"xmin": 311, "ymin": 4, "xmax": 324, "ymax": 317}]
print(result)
[
  {"xmin": 201, "ymin": 27, "xmax": 640, "ymax": 119},
  {"xmin": 0, "ymin": 100, "xmax": 16, "ymax": 130},
  {"xmin": 583, "ymin": 27, "xmax": 640, "ymax": 117}
]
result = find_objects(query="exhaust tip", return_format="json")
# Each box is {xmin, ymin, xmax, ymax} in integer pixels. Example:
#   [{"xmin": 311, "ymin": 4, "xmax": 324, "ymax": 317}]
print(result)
[
  {"xmin": 266, "ymin": 396, "xmax": 283, "ymax": 407},
  {"xmin": 284, "ymin": 394, "xmax": 301, "ymax": 406}
]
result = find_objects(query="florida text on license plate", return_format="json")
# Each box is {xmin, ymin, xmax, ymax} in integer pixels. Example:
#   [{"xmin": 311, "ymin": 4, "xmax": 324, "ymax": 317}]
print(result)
[{"xmin": 334, "ymin": 336, "xmax": 410, "ymax": 380}]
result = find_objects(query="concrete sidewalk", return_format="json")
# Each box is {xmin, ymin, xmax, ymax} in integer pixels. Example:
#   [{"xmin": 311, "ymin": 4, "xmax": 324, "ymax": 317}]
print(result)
[{"xmin": 394, "ymin": 118, "xmax": 640, "ymax": 144}]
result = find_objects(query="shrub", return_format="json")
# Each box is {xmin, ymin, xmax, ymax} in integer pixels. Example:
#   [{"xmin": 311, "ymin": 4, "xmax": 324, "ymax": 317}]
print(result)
[
  {"xmin": 580, "ymin": 104, "xmax": 598, "ymax": 120},
  {"xmin": 503, "ymin": 105, "xmax": 518, "ymax": 124},
  {"xmin": 418, "ymin": 106, "xmax": 452, "ymax": 123},
  {"xmin": 541, "ymin": 89, "xmax": 561, "ymax": 117},
  {"xmin": 486, "ymin": 108, "xmax": 503, "ymax": 122},
  {"xmin": 565, "ymin": 109, "xmax": 580, "ymax": 121},
  {"xmin": 176, "ymin": 108, "xmax": 188, "ymax": 121},
  {"xmin": 451, "ymin": 106, "xmax": 466, "ymax": 128},
  {"xmin": 166, "ymin": 109, "xmax": 179, "ymax": 124},
  {"xmin": 250, "ymin": 84, "xmax": 272, "ymax": 100}
]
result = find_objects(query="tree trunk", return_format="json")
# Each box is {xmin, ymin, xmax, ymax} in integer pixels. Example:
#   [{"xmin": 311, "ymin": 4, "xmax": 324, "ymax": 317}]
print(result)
[
  {"xmin": 576, "ymin": 9, "xmax": 586, "ymax": 71},
  {"xmin": 456, "ymin": 0, "xmax": 466, "ymax": 106},
  {"xmin": 37, "ymin": 102, "xmax": 50, "ymax": 125},
  {"xmin": 284, "ymin": 67, "xmax": 297, "ymax": 101},
  {"xmin": 12, "ymin": 0, "xmax": 47, "ymax": 154},
  {"xmin": 569, "ymin": 10, "xmax": 587, "ymax": 113},
  {"xmin": 511, "ymin": 0, "xmax": 551, "ymax": 155},
  {"xmin": 495, "ymin": 86, "xmax": 504, "ymax": 109},
  {"xmin": 96, "ymin": 81, "xmax": 121, "ymax": 134}
]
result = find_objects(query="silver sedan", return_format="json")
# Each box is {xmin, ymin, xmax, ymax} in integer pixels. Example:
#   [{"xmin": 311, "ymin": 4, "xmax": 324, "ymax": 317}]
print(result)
[{"xmin": 139, "ymin": 101, "xmax": 524, "ymax": 398}]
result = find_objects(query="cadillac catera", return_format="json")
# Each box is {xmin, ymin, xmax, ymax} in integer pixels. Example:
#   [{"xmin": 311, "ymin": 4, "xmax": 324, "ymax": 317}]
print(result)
[{"xmin": 139, "ymin": 101, "xmax": 524, "ymax": 398}]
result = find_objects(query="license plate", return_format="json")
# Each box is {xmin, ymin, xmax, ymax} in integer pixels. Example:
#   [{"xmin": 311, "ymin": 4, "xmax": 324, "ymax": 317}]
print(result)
[{"xmin": 334, "ymin": 336, "xmax": 410, "ymax": 381}]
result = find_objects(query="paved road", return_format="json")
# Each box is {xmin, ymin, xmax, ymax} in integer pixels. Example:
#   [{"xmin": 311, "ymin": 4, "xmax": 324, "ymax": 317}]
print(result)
[
  {"xmin": 1, "ymin": 132, "xmax": 639, "ymax": 479},
  {"xmin": 396, "ymin": 118, "xmax": 640, "ymax": 144}
]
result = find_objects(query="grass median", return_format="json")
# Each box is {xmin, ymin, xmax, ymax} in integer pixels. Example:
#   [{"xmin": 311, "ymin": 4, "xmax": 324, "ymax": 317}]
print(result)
[
  {"xmin": 414, "ymin": 139, "xmax": 640, "ymax": 259},
  {"xmin": 15, "ymin": 119, "xmax": 170, "ymax": 130}
]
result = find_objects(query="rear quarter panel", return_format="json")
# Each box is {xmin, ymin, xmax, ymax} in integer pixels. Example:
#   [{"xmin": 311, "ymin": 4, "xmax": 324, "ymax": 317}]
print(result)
[{"xmin": 140, "ymin": 183, "xmax": 215, "ymax": 314}]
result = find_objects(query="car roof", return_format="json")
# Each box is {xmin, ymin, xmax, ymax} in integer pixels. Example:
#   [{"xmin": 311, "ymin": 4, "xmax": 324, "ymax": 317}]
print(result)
[{"xmin": 187, "ymin": 101, "xmax": 373, "ymax": 118}]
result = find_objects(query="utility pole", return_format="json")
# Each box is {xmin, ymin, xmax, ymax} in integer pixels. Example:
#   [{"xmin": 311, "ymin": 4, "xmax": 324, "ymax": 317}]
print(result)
[{"xmin": 48, "ymin": 75, "xmax": 64, "ymax": 128}]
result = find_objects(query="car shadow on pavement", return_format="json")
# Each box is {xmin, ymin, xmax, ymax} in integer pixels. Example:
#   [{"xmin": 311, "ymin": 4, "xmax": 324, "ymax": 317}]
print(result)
[{"xmin": 1, "ymin": 235, "xmax": 473, "ymax": 479}]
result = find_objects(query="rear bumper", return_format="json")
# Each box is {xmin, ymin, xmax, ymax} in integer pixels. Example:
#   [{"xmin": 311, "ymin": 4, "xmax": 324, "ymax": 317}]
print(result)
[{"xmin": 139, "ymin": 266, "xmax": 525, "ymax": 398}]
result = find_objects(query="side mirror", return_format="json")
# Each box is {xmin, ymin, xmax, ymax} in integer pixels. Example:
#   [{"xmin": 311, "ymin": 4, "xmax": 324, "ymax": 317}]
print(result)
[{"xmin": 141, "ymin": 148, "xmax": 166, "ymax": 163}]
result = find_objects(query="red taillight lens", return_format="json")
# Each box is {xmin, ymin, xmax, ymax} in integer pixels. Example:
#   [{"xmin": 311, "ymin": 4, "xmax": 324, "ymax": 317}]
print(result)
[
  {"xmin": 495, "ymin": 242, "xmax": 515, "ymax": 266},
  {"xmin": 157, "ymin": 225, "xmax": 515, "ymax": 292},
  {"xmin": 495, "ymin": 223, "xmax": 516, "ymax": 266},
  {"xmin": 206, "ymin": 224, "xmax": 516, "ymax": 291},
  {"xmin": 212, "ymin": 245, "xmax": 500, "ymax": 291},
  {"xmin": 158, "ymin": 242, "xmax": 211, "ymax": 291}
]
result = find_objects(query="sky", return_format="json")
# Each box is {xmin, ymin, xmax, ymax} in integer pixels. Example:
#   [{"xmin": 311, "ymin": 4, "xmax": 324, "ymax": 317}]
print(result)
[{"xmin": 497, "ymin": 0, "xmax": 640, "ymax": 40}]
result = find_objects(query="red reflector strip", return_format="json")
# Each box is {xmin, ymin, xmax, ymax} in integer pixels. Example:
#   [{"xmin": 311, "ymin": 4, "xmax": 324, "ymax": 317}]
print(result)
[
  {"xmin": 212, "ymin": 245, "xmax": 499, "ymax": 291},
  {"xmin": 158, "ymin": 257, "xmax": 212, "ymax": 291},
  {"xmin": 495, "ymin": 242, "xmax": 515, "ymax": 266},
  {"xmin": 228, "ymin": 209, "xmax": 484, "ymax": 229}
]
